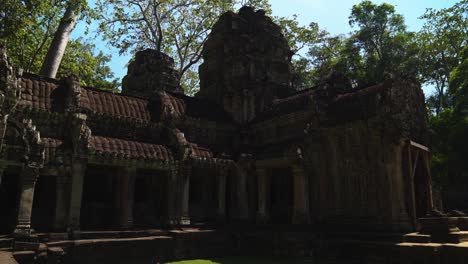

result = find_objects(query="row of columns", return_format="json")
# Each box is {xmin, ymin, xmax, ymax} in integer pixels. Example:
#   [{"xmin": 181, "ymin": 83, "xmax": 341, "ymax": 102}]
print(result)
[
  {"xmin": 11, "ymin": 159, "xmax": 308, "ymax": 239},
  {"xmin": 11, "ymin": 160, "xmax": 233, "ymax": 239}
]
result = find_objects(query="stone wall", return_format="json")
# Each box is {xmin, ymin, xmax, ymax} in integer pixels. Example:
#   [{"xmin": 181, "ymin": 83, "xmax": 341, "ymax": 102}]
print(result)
[
  {"xmin": 198, "ymin": 6, "xmax": 295, "ymax": 123},
  {"xmin": 122, "ymin": 49, "xmax": 183, "ymax": 97}
]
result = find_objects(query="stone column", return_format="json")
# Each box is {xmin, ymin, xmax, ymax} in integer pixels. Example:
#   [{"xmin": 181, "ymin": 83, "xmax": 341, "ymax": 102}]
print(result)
[
  {"xmin": 14, "ymin": 167, "xmax": 39, "ymax": 238},
  {"xmin": 67, "ymin": 159, "xmax": 86, "ymax": 238},
  {"xmin": 119, "ymin": 167, "xmax": 136, "ymax": 229},
  {"xmin": 217, "ymin": 167, "xmax": 228, "ymax": 222},
  {"xmin": 53, "ymin": 175, "xmax": 70, "ymax": 231},
  {"xmin": 167, "ymin": 166, "xmax": 180, "ymax": 225},
  {"xmin": 235, "ymin": 164, "xmax": 249, "ymax": 220},
  {"xmin": 180, "ymin": 163, "xmax": 191, "ymax": 225},
  {"xmin": 0, "ymin": 164, "xmax": 6, "ymax": 187},
  {"xmin": 292, "ymin": 165, "xmax": 310, "ymax": 224},
  {"xmin": 256, "ymin": 167, "xmax": 269, "ymax": 224}
]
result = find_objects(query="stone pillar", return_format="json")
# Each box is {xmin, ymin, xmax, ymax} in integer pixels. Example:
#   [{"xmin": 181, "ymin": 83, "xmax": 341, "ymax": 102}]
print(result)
[
  {"xmin": 14, "ymin": 167, "xmax": 39, "ymax": 238},
  {"xmin": 119, "ymin": 167, "xmax": 136, "ymax": 229},
  {"xmin": 256, "ymin": 167, "xmax": 269, "ymax": 224},
  {"xmin": 0, "ymin": 164, "xmax": 6, "ymax": 187},
  {"xmin": 53, "ymin": 175, "xmax": 70, "ymax": 231},
  {"xmin": 217, "ymin": 167, "xmax": 228, "ymax": 221},
  {"xmin": 67, "ymin": 159, "xmax": 86, "ymax": 238},
  {"xmin": 235, "ymin": 165, "xmax": 249, "ymax": 220},
  {"xmin": 292, "ymin": 165, "xmax": 310, "ymax": 224},
  {"xmin": 180, "ymin": 163, "xmax": 191, "ymax": 225},
  {"xmin": 167, "ymin": 166, "xmax": 180, "ymax": 225}
]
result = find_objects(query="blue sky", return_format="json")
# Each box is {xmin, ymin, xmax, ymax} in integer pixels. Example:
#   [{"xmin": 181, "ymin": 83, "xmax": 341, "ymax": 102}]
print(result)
[{"xmin": 72, "ymin": 0, "xmax": 459, "ymax": 94}]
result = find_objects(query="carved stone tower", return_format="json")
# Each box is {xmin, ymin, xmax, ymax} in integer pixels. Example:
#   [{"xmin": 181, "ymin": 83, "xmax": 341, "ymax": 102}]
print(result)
[
  {"xmin": 198, "ymin": 6, "xmax": 295, "ymax": 123},
  {"xmin": 122, "ymin": 49, "xmax": 184, "ymax": 97}
]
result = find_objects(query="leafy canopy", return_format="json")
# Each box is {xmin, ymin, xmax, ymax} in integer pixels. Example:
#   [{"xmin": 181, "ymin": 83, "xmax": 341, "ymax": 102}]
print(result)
[{"xmin": 0, "ymin": 0, "xmax": 118, "ymax": 90}]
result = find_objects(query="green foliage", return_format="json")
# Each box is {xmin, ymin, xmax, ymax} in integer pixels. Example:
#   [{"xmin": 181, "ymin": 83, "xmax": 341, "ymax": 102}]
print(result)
[
  {"xmin": 59, "ymin": 39, "xmax": 120, "ymax": 91},
  {"xmin": 0, "ymin": 0, "xmax": 117, "ymax": 90},
  {"xmin": 294, "ymin": 0, "xmax": 420, "ymax": 91},
  {"xmin": 97, "ymin": 0, "xmax": 331, "ymax": 94},
  {"xmin": 342, "ymin": 0, "xmax": 419, "ymax": 88},
  {"xmin": 421, "ymin": 2, "xmax": 468, "ymax": 192},
  {"xmin": 418, "ymin": 0, "xmax": 468, "ymax": 114}
]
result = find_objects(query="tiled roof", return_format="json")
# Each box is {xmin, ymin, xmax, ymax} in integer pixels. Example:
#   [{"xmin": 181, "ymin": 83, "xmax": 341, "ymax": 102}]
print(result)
[
  {"xmin": 42, "ymin": 137, "xmax": 64, "ymax": 164},
  {"xmin": 189, "ymin": 143, "xmax": 213, "ymax": 159},
  {"xmin": 159, "ymin": 91, "xmax": 234, "ymax": 123},
  {"xmin": 17, "ymin": 74, "xmax": 61, "ymax": 112},
  {"xmin": 333, "ymin": 83, "xmax": 385, "ymax": 103},
  {"xmin": 88, "ymin": 136, "xmax": 173, "ymax": 161},
  {"xmin": 253, "ymin": 88, "xmax": 315, "ymax": 122},
  {"xmin": 80, "ymin": 87, "xmax": 151, "ymax": 121}
]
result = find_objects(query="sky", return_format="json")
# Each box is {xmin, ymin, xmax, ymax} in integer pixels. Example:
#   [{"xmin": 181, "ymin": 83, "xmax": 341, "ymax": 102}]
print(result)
[{"xmin": 72, "ymin": 0, "xmax": 459, "ymax": 95}]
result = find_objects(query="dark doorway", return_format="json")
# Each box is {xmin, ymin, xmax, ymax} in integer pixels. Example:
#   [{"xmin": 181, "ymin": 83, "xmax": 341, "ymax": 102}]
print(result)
[
  {"xmin": 80, "ymin": 166, "xmax": 119, "ymax": 230},
  {"xmin": 414, "ymin": 154, "xmax": 431, "ymax": 218},
  {"xmin": 133, "ymin": 170, "xmax": 168, "ymax": 228},
  {"xmin": 269, "ymin": 167, "xmax": 293, "ymax": 224},
  {"xmin": 31, "ymin": 176, "xmax": 56, "ymax": 232},
  {"xmin": 0, "ymin": 169, "xmax": 20, "ymax": 234},
  {"xmin": 189, "ymin": 168, "xmax": 217, "ymax": 223}
]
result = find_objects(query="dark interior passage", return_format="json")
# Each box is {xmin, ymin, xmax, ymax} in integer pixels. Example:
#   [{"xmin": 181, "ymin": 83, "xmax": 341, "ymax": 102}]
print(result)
[
  {"xmin": 133, "ymin": 170, "xmax": 168, "ymax": 228},
  {"xmin": 414, "ymin": 155, "xmax": 430, "ymax": 218},
  {"xmin": 269, "ymin": 167, "xmax": 293, "ymax": 224},
  {"xmin": 80, "ymin": 166, "xmax": 119, "ymax": 230},
  {"xmin": 0, "ymin": 169, "xmax": 20, "ymax": 234},
  {"xmin": 31, "ymin": 175, "xmax": 56, "ymax": 232},
  {"xmin": 189, "ymin": 168, "xmax": 217, "ymax": 223}
]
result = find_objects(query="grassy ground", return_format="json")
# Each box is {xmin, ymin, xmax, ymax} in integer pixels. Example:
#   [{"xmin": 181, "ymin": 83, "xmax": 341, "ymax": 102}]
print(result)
[{"xmin": 167, "ymin": 256, "xmax": 314, "ymax": 264}]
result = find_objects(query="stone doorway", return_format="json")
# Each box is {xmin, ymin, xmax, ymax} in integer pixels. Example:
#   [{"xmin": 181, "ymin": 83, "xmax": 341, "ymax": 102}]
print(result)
[
  {"xmin": 413, "ymin": 152, "xmax": 432, "ymax": 218},
  {"xmin": 405, "ymin": 141, "xmax": 433, "ymax": 229},
  {"xmin": 31, "ymin": 175, "xmax": 56, "ymax": 232},
  {"xmin": 189, "ymin": 167, "xmax": 217, "ymax": 224},
  {"xmin": 80, "ymin": 166, "xmax": 119, "ymax": 230},
  {"xmin": 0, "ymin": 169, "xmax": 20, "ymax": 234},
  {"xmin": 133, "ymin": 170, "xmax": 168, "ymax": 228},
  {"xmin": 269, "ymin": 167, "xmax": 293, "ymax": 224}
]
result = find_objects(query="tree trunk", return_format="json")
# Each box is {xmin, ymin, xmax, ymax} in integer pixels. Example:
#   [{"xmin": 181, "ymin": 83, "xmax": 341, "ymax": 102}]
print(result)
[{"xmin": 40, "ymin": 2, "xmax": 81, "ymax": 78}]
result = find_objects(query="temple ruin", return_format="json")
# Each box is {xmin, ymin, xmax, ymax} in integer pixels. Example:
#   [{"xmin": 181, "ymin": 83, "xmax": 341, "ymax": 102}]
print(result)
[{"xmin": 1, "ymin": 6, "xmax": 467, "ymax": 264}]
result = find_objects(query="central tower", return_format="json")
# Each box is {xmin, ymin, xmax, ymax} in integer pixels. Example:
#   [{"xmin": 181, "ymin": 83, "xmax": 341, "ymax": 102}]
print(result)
[{"xmin": 198, "ymin": 6, "xmax": 294, "ymax": 123}]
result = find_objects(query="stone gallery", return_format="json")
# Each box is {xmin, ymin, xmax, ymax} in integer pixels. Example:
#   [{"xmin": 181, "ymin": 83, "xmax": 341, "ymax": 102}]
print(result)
[{"xmin": 0, "ymin": 6, "xmax": 467, "ymax": 264}]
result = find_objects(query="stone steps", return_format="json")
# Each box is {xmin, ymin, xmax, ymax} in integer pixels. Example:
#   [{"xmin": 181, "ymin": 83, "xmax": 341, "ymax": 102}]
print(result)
[
  {"xmin": 0, "ymin": 237, "xmax": 13, "ymax": 249},
  {"xmin": 404, "ymin": 231, "xmax": 468, "ymax": 244},
  {"xmin": 0, "ymin": 251, "xmax": 18, "ymax": 264},
  {"xmin": 403, "ymin": 232, "xmax": 431, "ymax": 243},
  {"xmin": 36, "ymin": 229, "xmax": 171, "ymax": 242},
  {"xmin": 12, "ymin": 251, "xmax": 35, "ymax": 264}
]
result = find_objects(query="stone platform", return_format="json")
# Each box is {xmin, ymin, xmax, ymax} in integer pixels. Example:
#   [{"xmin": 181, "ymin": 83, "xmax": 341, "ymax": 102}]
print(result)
[{"xmin": 1, "ymin": 226, "xmax": 467, "ymax": 264}]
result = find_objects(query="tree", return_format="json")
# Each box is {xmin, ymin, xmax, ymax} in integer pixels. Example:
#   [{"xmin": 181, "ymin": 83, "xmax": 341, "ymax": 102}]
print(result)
[
  {"xmin": 347, "ymin": 0, "xmax": 419, "ymax": 87},
  {"xmin": 430, "ymin": 46, "xmax": 468, "ymax": 190},
  {"xmin": 59, "ymin": 39, "xmax": 120, "ymax": 90},
  {"xmin": 40, "ymin": 1, "xmax": 82, "ymax": 78},
  {"xmin": 0, "ymin": 0, "xmax": 118, "ymax": 89},
  {"xmin": 298, "ymin": 1, "xmax": 420, "ymax": 91},
  {"xmin": 98, "ymin": 0, "xmax": 316, "ymax": 93},
  {"xmin": 419, "ymin": 1, "xmax": 467, "ymax": 207},
  {"xmin": 418, "ymin": 0, "xmax": 468, "ymax": 114}
]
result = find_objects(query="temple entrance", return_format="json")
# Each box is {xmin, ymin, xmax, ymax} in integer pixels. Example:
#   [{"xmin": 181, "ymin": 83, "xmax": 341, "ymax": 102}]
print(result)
[
  {"xmin": 133, "ymin": 170, "xmax": 168, "ymax": 228},
  {"xmin": 269, "ymin": 167, "xmax": 293, "ymax": 224},
  {"xmin": 413, "ymin": 151, "xmax": 432, "ymax": 218},
  {"xmin": 31, "ymin": 175, "xmax": 56, "ymax": 232},
  {"xmin": 405, "ymin": 141, "xmax": 433, "ymax": 229},
  {"xmin": 0, "ymin": 169, "xmax": 20, "ymax": 234},
  {"xmin": 189, "ymin": 167, "xmax": 217, "ymax": 223},
  {"xmin": 80, "ymin": 166, "xmax": 119, "ymax": 230}
]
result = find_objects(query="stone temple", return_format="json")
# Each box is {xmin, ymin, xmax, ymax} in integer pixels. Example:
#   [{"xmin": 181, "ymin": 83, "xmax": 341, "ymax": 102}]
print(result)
[{"xmin": 1, "ymin": 6, "xmax": 468, "ymax": 264}]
